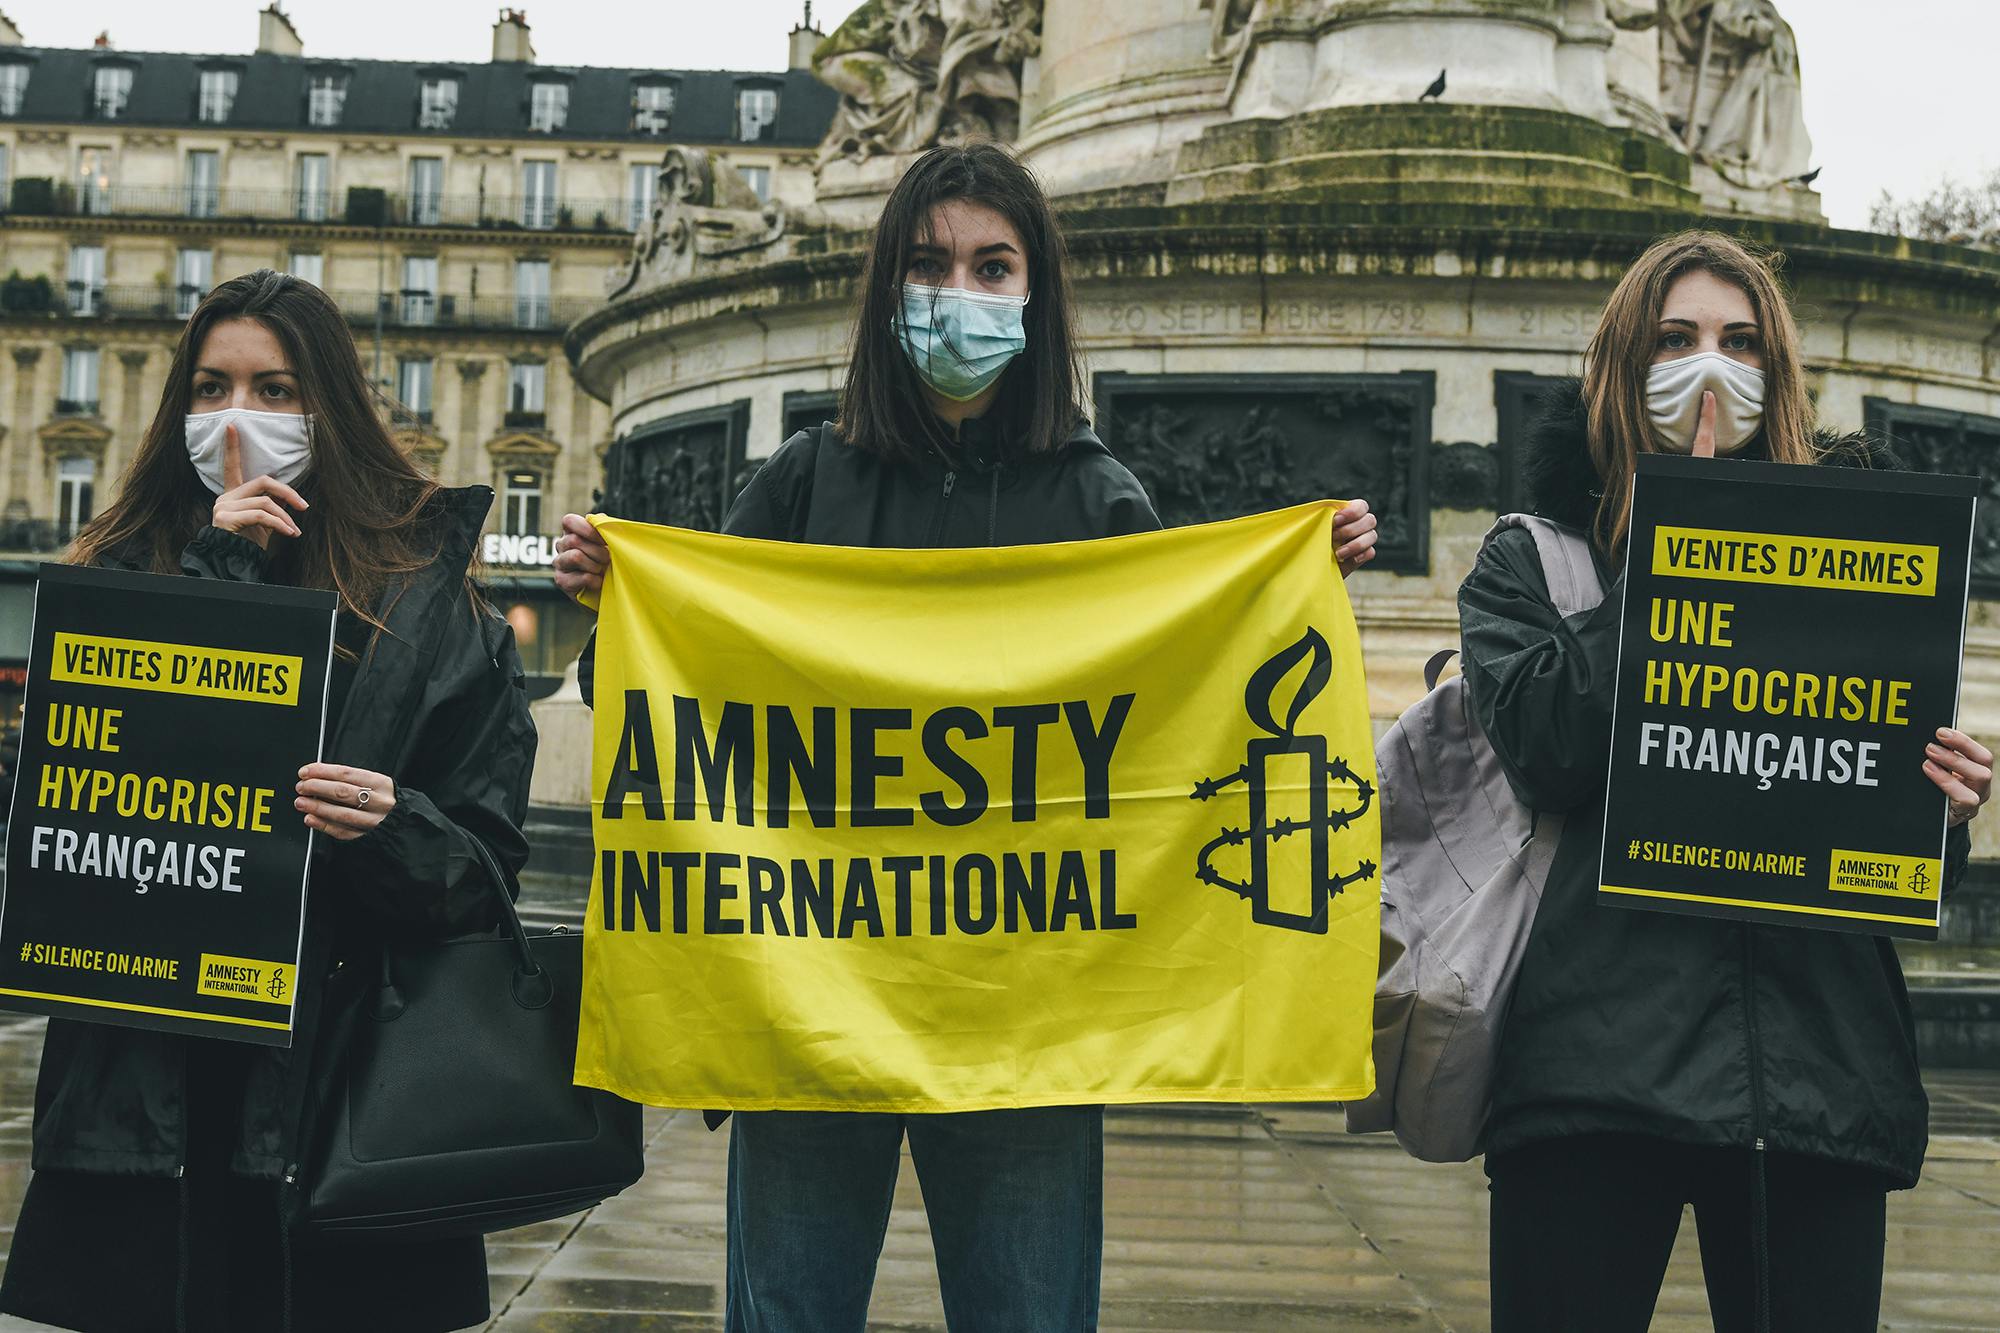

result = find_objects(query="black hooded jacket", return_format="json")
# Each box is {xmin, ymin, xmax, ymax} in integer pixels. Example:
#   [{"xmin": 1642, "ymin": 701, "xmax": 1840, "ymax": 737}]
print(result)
[
  {"xmin": 1460, "ymin": 381, "xmax": 1969, "ymax": 1187},
  {"xmin": 28, "ymin": 488, "xmax": 537, "ymax": 1181}
]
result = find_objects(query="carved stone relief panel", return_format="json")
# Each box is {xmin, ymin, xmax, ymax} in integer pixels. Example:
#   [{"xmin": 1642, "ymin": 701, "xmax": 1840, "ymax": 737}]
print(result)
[
  {"xmin": 1864, "ymin": 398, "xmax": 2000, "ymax": 597},
  {"xmin": 598, "ymin": 400, "xmax": 752, "ymax": 532},
  {"xmin": 781, "ymin": 389, "xmax": 840, "ymax": 444},
  {"xmin": 1427, "ymin": 441, "xmax": 1499, "ymax": 513},
  {"xmin": 1093, "ymin": 371, "xmax": 1434, "ymax": 573}
]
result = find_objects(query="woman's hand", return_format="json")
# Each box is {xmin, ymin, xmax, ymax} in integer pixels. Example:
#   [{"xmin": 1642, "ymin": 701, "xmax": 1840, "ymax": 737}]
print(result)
[
  {"xmin": 295, "ymin": 762, "xmax": 397, "ymax": 841},
  {"xmin": 1926, "ymin": 728, "xmax": 1992, "ymax": 827},
  {"xmin": 1333, "ymin": 499, "xmax": 1378, "ymax": 579},
  {"xmin": 212, "ymin": 423, "xmax": 307, "ymax": 550},
  {"xmin": 553, "ymin": 513, "xmax": 609, "ymax": 604}
]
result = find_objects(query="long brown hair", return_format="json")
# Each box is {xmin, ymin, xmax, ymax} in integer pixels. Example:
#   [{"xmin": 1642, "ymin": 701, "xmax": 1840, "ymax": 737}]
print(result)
[
  {"xmin": 836, "ymin": 141, "xmax": 1085, "ymax": 463},
  {"xmin": 71, "ymin": 270, "xmax": 449, "ymax": 641},
  {"xmin": 1582, "ymin": 231, "xmax": 1817, "ymax": 556}
]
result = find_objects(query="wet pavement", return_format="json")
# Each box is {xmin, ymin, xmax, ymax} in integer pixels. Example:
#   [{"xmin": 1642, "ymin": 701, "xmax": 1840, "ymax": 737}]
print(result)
[{"xmin": 0, "ymin": 1015, "xmax": 1993, "ymax": 1331}]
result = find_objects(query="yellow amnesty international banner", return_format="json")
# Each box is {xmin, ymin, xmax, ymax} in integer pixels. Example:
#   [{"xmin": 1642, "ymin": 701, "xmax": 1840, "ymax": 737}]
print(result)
[{"xmin": 575, "ymin": 502, "xmax": 1382, "ymax": 1112}]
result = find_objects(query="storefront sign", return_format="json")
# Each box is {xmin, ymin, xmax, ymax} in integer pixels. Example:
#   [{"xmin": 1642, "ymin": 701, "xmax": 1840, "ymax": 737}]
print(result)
[{"xmin": 483, "ymin": 532, "xmax": 559, "ymax": 567}]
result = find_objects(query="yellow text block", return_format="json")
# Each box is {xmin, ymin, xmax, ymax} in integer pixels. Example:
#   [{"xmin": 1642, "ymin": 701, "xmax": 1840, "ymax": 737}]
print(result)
[
  {"xmin": 1827, "ymin": 849, "xmax": 1944, "ymax": 900},
  {"xmin": 194, "ymin": 954, "xmax": 295, "ymax": 1006},
  {"xmin": 50, "ymin": 633, "xmax": 303, "ymax": 706},
  {"xmin": 1651, "ymin": 526, "xmax": 1938, "ymax": 597}
]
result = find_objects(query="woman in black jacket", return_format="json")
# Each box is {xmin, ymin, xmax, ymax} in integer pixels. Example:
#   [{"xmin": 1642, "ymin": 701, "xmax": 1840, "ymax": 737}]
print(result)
[
  {"xmin": 0, "ymin": 271, "xmax": 536, "ymax": 1331},
  {"xmin": 1462, "ymin": 230, "xmax": 1990, "ymax": 1333},
  {"xmin": 554, "ymin": 142, "xmax": 1377, "ymax": 1330}
]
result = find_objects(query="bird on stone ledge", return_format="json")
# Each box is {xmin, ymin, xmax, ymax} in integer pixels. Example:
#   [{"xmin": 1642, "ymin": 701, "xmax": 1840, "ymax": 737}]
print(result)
[
  {"xmin": 1420, "ymin": 69, "xmax": 1447, "ymax": 102},
  {"xmin": 1794, "ymin": 166, "xmax": 1823, "ymax": 186}
]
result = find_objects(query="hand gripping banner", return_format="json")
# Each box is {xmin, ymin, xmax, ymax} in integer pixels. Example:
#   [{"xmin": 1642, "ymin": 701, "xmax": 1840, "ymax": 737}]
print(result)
[{"xmin": 575, "ymin": 502, "xmax": 1381, "ymax": 1112}]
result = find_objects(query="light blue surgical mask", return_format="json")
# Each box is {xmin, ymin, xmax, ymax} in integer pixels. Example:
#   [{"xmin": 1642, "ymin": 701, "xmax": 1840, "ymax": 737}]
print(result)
[{"xmin": 895, "ymin": 284, "xmax": 1029, "ymax": 401}]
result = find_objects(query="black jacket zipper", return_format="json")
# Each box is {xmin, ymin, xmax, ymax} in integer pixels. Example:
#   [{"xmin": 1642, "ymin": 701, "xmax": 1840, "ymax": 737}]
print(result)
[
  {"xmin": 1743, "ymin": 923, "xmax": 1772, "ymax": 1333},
  {"xmin": 930, "ymin": 469, "xmax": 957, "ymax": 545},
  {"xmin": 1742, "ymin": 924, "xmax": 1767, "ymax": 1143}
]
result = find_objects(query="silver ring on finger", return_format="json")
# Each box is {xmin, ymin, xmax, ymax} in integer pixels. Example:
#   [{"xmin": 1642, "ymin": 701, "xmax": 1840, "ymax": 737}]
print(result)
[{"xmin": 356, "ymin": 787, "xmax": 371, "ymax": 807}]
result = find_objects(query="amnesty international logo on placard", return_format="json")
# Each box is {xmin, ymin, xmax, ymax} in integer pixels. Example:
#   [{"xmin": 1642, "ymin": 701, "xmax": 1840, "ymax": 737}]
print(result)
[{"xmin": 574, "ymin": 502, "xmax": 1382, "ymax": 1113}]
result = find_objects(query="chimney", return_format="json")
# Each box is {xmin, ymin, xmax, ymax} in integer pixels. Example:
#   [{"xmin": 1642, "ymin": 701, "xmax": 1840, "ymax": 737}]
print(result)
[
  {"xmin": 92, "ymin": 30, "xmax": 112, "ymax": 49},
  {"xmin": 0, "ymin": 11, "xmax": 22, "ymax": 46},
  {"xmin": 257, "ymin": 5, "xmax": 303, "ymax": 57},
  {"xmin": 493, "ymin": 8, "xmax": 535, "ymax": 64},
  {"xmin": 788, "ymin": 1, "xmax": 823, "ymax": 71}
]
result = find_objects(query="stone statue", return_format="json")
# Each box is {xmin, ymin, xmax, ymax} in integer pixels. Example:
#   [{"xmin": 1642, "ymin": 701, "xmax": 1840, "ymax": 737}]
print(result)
[
  {"xmin": 608, "ymin": 147, "xmax": 787, "ymax": 298},
  {"xmin": 813, "ymin": 0, "xmax": 1043, "ymax": 170},
  {"xmin": 1203, "ymin": 0, "xmax": 1261, "ymax": 63},
  {"xmin": 1660, "ymin": 0, "xmax": 1811, "ymax": 190}
]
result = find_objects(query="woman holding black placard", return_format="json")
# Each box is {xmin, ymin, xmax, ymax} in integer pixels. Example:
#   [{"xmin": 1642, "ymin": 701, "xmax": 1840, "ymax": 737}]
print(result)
[
  {"xmin": 0, "ymin": 270, "xmax": 536, "ymax": 1331},
  {"xmin": 1462, "ymin": 230, "xmax": 1991, "ymax": 1332}
]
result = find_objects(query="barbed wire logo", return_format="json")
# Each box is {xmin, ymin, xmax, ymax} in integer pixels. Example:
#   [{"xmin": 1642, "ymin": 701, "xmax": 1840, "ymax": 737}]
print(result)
[{"xmin": 1191, "ymin": 626, "xmax": 1376, "ymax": 934}]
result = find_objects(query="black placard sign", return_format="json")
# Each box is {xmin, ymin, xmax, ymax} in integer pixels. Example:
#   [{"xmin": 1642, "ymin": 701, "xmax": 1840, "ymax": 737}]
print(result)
[
  {"xmin": 1599, "ymin": 455, "xmax": 1977, "ymax": 940},
  {"xmin": 0, "ymin": 565, "xmax": 336, "ymax": 1044}
]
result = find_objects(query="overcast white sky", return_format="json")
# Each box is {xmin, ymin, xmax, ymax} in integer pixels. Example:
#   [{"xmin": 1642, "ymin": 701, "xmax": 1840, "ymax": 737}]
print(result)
[{"xmin": 3, "ymin": 0, "xmax": 1990, "ymax": 230}]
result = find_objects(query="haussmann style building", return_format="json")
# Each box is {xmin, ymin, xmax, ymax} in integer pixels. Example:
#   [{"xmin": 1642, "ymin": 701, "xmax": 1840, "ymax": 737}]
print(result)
[{"xmin": 0, "ymin": 3, "xmax": 836, "ymax": 712}]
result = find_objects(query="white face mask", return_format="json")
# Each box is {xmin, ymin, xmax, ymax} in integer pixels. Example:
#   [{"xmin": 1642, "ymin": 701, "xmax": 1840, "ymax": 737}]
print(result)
[
  {"xmin": 1645, "ymin": 351, "xmax": 1766, "ymax": 455},
  {"xmin": 184, "ymin": 408, "xmax": 314, "ymax": 495}
]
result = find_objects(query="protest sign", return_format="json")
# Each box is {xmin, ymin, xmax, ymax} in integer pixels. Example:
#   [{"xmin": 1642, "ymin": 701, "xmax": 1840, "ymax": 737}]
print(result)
[
  {"xmin": 576, "ymin": 502, "xmax": 1382, "ymax": 1112},
  {"xmin": 0, "ymin": 564, "xmax": 336, "ymax": 1044},
  {"xmin": 1600, "ymin": 454, "xmax": 1976, "ymax": 939}
]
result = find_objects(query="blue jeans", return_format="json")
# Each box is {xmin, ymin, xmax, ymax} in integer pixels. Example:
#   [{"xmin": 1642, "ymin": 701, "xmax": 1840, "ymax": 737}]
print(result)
[{"xmin": 724, "ymin": 1106, "xmax": 1104, "ymax": 1332}]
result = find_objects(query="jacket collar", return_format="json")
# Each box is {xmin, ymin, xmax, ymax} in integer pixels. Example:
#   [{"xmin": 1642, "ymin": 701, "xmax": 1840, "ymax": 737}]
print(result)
[{"xmin": 918, "ymin": 415, "xmax": 1109, "ymax": 479}]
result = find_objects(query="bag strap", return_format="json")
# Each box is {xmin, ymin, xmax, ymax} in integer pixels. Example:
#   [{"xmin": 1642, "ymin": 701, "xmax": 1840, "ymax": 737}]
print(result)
[
  {"xmin": 1486, "ymin": 514, "xmax": 1606, "ymax": 619},
  {"xmin": 462, "ymin": 835, "xmax": 555, "ymax": 1009}
]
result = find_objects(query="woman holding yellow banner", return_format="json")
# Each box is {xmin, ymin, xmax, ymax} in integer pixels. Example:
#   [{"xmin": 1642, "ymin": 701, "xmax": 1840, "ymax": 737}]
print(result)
[
  {"xmin": 555, "ymin": 143, "xmax": 1375, "ymax": 1330},
  {"xmin": 0, "ymin": 271, "xmax": 536, "ymax": 1331},
  {"xmin": 1461, "ymin": 231, "xmax": 1991, "ymax": 1332}
]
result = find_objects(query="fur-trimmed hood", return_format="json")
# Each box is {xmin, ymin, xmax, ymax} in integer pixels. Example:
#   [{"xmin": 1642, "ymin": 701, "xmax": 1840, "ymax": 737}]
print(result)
[{"xmin": 1519, "ymin": 377, "xmax": 1901, "ymax": 531}]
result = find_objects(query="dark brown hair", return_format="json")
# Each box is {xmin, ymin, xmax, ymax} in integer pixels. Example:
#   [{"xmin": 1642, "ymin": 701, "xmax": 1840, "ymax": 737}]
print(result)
[
  {"xmin": 71, "ymin": 269, "xmax": 450, "ymax": 642},
  {"xmin": 1583, "ymin": 230, "xmax": 1817, "ymax": 556},
  {"xmin": 835, "ymin": 141, "xmax": 1084, "ymax": 462}
]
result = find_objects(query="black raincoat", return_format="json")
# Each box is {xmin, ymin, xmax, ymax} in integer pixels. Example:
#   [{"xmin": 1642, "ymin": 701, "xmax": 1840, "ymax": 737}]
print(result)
[{"xmin": 1462, "ymin": 382, "xmax": 1969, "ymax": 1187}]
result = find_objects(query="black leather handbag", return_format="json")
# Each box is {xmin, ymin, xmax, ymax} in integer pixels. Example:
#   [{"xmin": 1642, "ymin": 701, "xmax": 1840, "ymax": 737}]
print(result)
[{"xmin": 294, "ymin": 836, "xmax": 645, "ymax": 1240}]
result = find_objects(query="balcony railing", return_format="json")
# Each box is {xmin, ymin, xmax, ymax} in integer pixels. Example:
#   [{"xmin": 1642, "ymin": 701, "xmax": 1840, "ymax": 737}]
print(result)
[
  {"xmin": 65, "ymin": 280, "xmax": 104, "ymax": 315},
  {"xmin": 4, "ymin": 179, "xmax": 638, "ymax": 232},
  {"xmin": 9, "ymin": 283, "xmax": 597, "ymax": 333}
]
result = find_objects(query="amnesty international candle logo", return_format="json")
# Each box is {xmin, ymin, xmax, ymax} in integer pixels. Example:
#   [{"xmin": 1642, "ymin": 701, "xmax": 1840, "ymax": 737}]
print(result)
[
  {"xmin": 1191, "ymin": 627, "xmax": 1378, "ymax": 933},
  {"xmin": 1599, "ymin": 456, "xmax": 1977, "ymax": 940},
  {"xmin": 574, "ymin": 503, "xmax": 1384, "ymax": 1113},
  {"xmin": 0, "ymin": 565, "xmax": 336, "ymax": 1046}
]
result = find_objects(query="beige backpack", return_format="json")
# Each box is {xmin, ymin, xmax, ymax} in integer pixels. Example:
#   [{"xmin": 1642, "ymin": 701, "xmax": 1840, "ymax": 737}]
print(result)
[{"xmin": 1344, "ymin": 515, "xmax": 1605, "ymax": 1161}]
